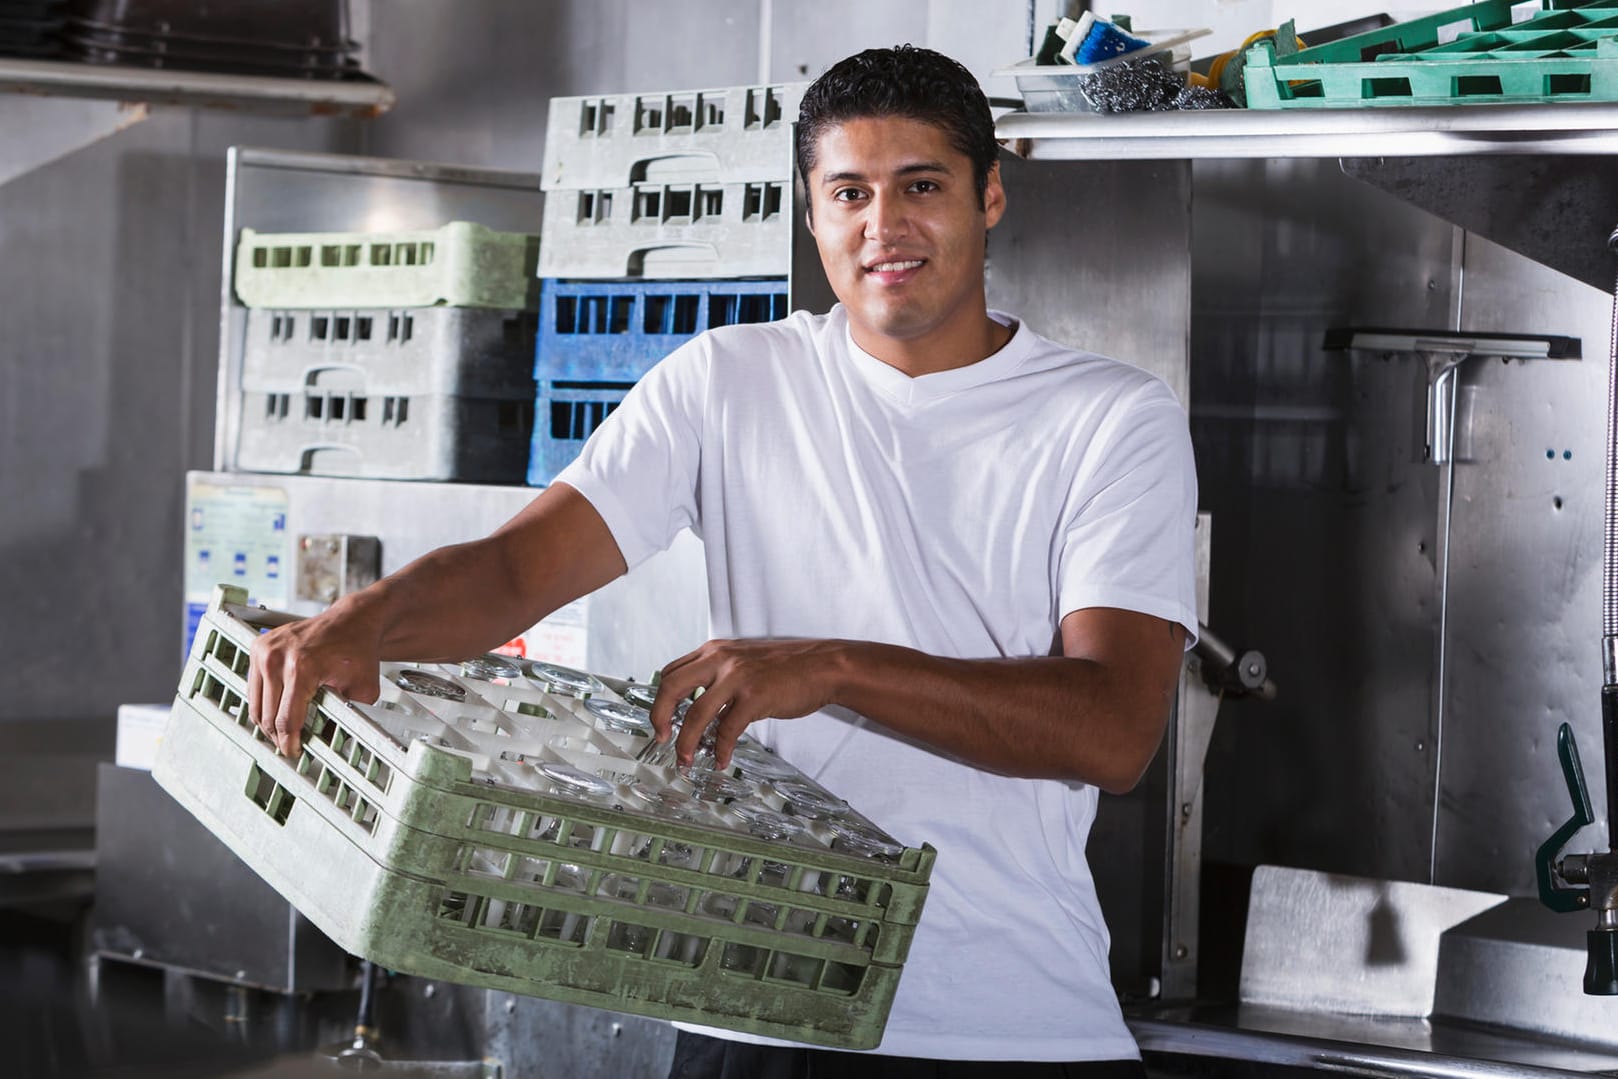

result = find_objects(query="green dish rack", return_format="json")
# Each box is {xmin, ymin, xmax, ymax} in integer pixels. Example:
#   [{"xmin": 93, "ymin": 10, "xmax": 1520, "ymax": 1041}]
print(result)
[
  {"xmin": 153, "ymin": 586, "xmax": 935, "ymax": 1050},
  {"xmin": 1245, "ymin": 0, "xmax": 1618, "ymax": 108},
  {"xmin": 234, "ymin": 221, "xmax": 541, "ymax": 310}
]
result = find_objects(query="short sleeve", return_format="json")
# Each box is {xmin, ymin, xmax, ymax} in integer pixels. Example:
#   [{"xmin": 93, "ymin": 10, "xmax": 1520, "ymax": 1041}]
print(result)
[
  {"xmin": 1056, "ymin": 388, "xmax": 1199, "ymax": 646},
  {"xmin": 552, "ymin": 336, "xmax": 708, "ymax": 571}
]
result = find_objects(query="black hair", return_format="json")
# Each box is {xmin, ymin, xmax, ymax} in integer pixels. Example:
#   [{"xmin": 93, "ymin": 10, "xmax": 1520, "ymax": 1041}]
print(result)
[{"xmin": 795, "ymin": 45, "xmax": 999, "ymax": 211}]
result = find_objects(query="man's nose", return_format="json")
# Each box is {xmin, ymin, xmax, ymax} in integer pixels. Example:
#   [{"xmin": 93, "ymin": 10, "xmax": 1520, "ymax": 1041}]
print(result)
[{"xmin": 863, "ymin": 190, "xmax": 909, "ymax": 244}]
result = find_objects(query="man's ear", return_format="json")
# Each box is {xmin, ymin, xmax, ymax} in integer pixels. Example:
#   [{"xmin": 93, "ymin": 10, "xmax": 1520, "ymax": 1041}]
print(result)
[
  {"xmin": 983, "ymin": 161, "xmax": 1006, "ymax": 230},
  {"xmin": 797, "ymin": 174, "xmax": 815, "ymax": 234}
]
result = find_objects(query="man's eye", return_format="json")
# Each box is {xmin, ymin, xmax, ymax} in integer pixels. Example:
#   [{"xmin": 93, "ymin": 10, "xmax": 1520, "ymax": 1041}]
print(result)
[
  {"xmin": 910, "ymin": 180, "xmax": 939, "ymax": 193},
  {"xmin": 833, "ymin": 188, "xmax": 865, "ymax": 202}
]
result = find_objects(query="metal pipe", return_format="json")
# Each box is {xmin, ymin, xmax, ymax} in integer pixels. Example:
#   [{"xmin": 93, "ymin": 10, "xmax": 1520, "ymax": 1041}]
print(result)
[
  {"xmin": 1607, "ymin": 687, "xmax": 1618, "ymax": 844},
  {"xmin": 1431, "ymin": 356, "xmax": 1463, "ymax": 886},
  {"xmin": 356, "ymin": 959, "xmax": 377, "ymax": 1035},
  {"xmin": 1190, "ymin": 625, "xmax": 1276, "ymax": 699}
]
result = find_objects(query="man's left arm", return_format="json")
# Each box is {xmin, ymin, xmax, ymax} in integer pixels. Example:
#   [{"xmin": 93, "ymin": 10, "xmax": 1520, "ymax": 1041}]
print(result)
[{"xmin": 649, "ymin": 606, "xmax": 1184, "ymax": 796}]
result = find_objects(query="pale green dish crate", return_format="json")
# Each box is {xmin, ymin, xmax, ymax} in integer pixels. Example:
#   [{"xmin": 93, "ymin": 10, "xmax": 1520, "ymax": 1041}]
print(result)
[
  {"xmin": 234, "ymin": 222, "xmax": 541, "ymax": 311},
  {"xmin": 153, "ymin": 586, "xmax": 935, "ymax": 1049}
]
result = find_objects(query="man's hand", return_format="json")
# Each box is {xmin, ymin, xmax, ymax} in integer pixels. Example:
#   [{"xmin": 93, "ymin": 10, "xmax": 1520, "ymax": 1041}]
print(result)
[
  {"xmin": 244, "ymin": 483, "xmax": 629, "ymax": 762},
  {"xmin": 248, "ymin": 600, "xmax": 386, "ymax": 759},
  {"xmin": 643, "ymin": 608, "xmax": 1184, "ymax": 792},
  {"xmin": 648, "ymin": 638, "xmax": 848, "ymax": 769}
]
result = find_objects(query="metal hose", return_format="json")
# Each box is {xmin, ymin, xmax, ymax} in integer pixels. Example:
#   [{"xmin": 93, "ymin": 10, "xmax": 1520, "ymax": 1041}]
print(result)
[
  {"xmin": 1606, "ymin": 227, "xmax": 1618, "ymax": 644},
  {"xmin": 1605, "ymin": 228, "xmax": 1618, "ymax": 845}
]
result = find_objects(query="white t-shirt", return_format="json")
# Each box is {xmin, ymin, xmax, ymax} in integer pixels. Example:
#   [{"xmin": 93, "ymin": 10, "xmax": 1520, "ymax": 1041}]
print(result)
[{"xmin": 556, "ymin": 304, "xmax": 1199, "ymax": 1062}]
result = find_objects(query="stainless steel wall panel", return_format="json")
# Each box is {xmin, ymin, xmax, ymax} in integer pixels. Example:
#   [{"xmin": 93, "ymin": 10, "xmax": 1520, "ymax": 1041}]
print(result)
[
  {"xmin": 91, "ymin": 763, "xmax": 351, "ymax": 992},
  {"xmin": 622, "ymin": 0, "xmax": 763, "ymax": 91},
  {"xmin": 1341, "ymin": 156, "xmax": 1618, "ymax": 295},
  {"xmin": 1191, "ymin": 158, "xmax": 1463, "ymax": 884},
  {"xmin": 357, "ymin": 0, "xmax": 761, "ymax": 175},
  {"xmin": 768, "ymin": 0, "xmax": 1043, "ymax": 88},
  {"xmin": 987, "ymin": 155, "xmax": 1192, "ymax": 402},
  {"xmin": 483, "ymin": 991, "xmax": 676, "ymax": 1079},
  {"xmin": 1437, "ymin": 235, "xmax": 1614, "ymax": 895},
  {"xmin": 0, "ymin": 118, "xmax": 270, "ymax": 720},
  {"xmin": 0, "ymin": 97, "xmax": 354, "ymax": 727},
  {"xmin": 767, "ymin": 0, "xmax": 917, "ymax": 83},
  {"xmin": 1189, "ymin": 155, "xmax": 1616, "ymax": 901}
]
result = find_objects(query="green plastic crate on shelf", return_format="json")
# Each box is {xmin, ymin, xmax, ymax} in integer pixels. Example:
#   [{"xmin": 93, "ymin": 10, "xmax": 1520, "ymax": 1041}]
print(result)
[
  {"xmin": 1245, "ymin": 0, "xmax": 1618, "ymax": 108},
  {"xmin": 152, "ymin": 585, "xmax": 935, "ymax": 1049},
  {"xmin": 234, "ymin": 222, "xmax": 541, "ymax": 310}
]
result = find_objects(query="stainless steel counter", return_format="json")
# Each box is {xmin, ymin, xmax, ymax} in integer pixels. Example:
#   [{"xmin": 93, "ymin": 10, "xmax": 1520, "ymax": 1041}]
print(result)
[{"xmin": 1131, "ymin": 1005, "xmax": 1618, "ymax": 1078}]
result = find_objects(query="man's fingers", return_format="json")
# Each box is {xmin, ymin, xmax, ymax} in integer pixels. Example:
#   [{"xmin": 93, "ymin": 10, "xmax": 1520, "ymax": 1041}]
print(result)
[
  {"xmin": 241, "ymin": 612, "xmax": 387, "ymax": 762},
  {"xmin": 659, "ymin": 640, "xmax": 721, "ymax": 679},
  {"xmin": 649, "ymin": 659, "xmax": 708, "ymax": 741},
  {"xmin": 648, "ymin": 681, "xmax": 679, "ymax": 741},
  {"xmin": 274, "ymin": 660, "xmax": 324, "ymax": 758},
  {"xmin": 675, "ymin": 689, "xmax": 746, "ymax": 768},
  {"xmin": 673, "ymin": 691, "xmax": 721, "ymax": 764},
  {"xmin": 247, "ymin": 655, "xmax": 264, "ymax": 738},
  {"xmin": 250, "ymin": 639, "xmax": 283, "ymax": 744},
  {"xmin": 710, "ymin": 697, "xmax": 757, "ymax": 769},
  {"xmin": 650, "ymin": 639, "xmax": 739, "ymax": 739},
  {"xmin": 247, "ymin": 653, "xmax": 265, "ymax": 738}
]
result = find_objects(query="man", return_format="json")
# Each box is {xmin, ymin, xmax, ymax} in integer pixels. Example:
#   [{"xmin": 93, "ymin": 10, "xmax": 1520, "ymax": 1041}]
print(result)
[{"xmin": 250, "ymin": 45, "xmax": 1196, "ymax": 1079}]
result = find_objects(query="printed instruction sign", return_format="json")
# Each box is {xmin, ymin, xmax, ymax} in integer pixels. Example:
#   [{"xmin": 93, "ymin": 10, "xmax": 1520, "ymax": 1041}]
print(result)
[{"xmin": 183, "ymin": 480, "xmax": 291, "ymax": 656}]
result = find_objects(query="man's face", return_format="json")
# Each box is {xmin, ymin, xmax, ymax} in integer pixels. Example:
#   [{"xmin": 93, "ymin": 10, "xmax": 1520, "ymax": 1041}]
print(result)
[{"xmin": 806, "ymin": 116, "xmax": 1004, "ymax": 361}]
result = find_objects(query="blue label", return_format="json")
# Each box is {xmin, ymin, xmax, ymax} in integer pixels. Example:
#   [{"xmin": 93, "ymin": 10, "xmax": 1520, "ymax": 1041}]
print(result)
[{"xmin": 183, "ymin": 602, "xmax": 207, "ymax": 659}]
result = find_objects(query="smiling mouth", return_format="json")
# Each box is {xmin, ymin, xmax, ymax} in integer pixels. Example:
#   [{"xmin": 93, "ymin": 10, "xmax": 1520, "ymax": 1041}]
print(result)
[{"xmin": 866, "ymin": 258, "xmax": 925, "ymax": 274}]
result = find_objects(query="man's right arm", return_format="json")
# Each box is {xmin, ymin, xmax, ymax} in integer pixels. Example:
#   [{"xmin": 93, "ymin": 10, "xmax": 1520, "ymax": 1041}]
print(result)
[{"xmin": 248, "ymin": 482, "xmax": 627, "ymax": 758}]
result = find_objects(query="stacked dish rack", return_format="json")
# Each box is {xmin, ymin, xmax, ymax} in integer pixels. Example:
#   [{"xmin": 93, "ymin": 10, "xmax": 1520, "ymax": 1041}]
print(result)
[
  {"xmin": 527, "ymin": 82, "xmax": 803, "ymax": 485},
  {"xmin": 230, "ymin": 221, "xmax": 541, "ymax": 483}
]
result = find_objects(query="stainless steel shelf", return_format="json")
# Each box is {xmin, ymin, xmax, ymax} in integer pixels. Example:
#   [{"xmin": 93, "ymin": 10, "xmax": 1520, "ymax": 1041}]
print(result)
[
  {"xmin": 997, "ymin": 102, "xmax": 1618, "ymax": 160},
  {"xmin": 0, "ymin": 57, "xmax": 394, "ymax": 118},
  {"xmin": 996, "ymin": 102, "xmax": 1618, "ymax": 293}
]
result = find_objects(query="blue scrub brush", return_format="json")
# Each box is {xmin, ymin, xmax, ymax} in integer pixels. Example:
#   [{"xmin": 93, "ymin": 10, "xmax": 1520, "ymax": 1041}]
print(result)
[{"xmin": 1059, "ymin": 12, "xmax": 1151, "ymax": 65}]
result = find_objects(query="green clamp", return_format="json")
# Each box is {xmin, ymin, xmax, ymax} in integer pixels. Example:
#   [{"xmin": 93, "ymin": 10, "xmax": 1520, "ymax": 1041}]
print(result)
[{"xmin": 1536, "ymin": 722, "xmax": 1595, "ymax": 914}]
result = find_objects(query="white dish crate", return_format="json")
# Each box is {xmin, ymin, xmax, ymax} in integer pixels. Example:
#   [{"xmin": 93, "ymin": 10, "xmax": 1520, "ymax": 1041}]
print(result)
[
  {"xmin": 235, "ymin": 390, "xmax": 533, "ymax": 483},
  {"xmin": 243, "ymin": 307, "xmax": 538, "ymax": 401},
  {"xmin": 537, "ymin": 178, "xmax": 792, "ymax": 280},
  {"xmin": 541, "ymin": 83, "xmax": 806, "ymax": 191}
]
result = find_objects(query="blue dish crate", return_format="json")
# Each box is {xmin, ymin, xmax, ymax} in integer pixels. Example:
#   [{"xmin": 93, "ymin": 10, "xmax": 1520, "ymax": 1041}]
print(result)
[{"xmin": 528, "ymin": 277, "xmax": 787, "ymax": 485}]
